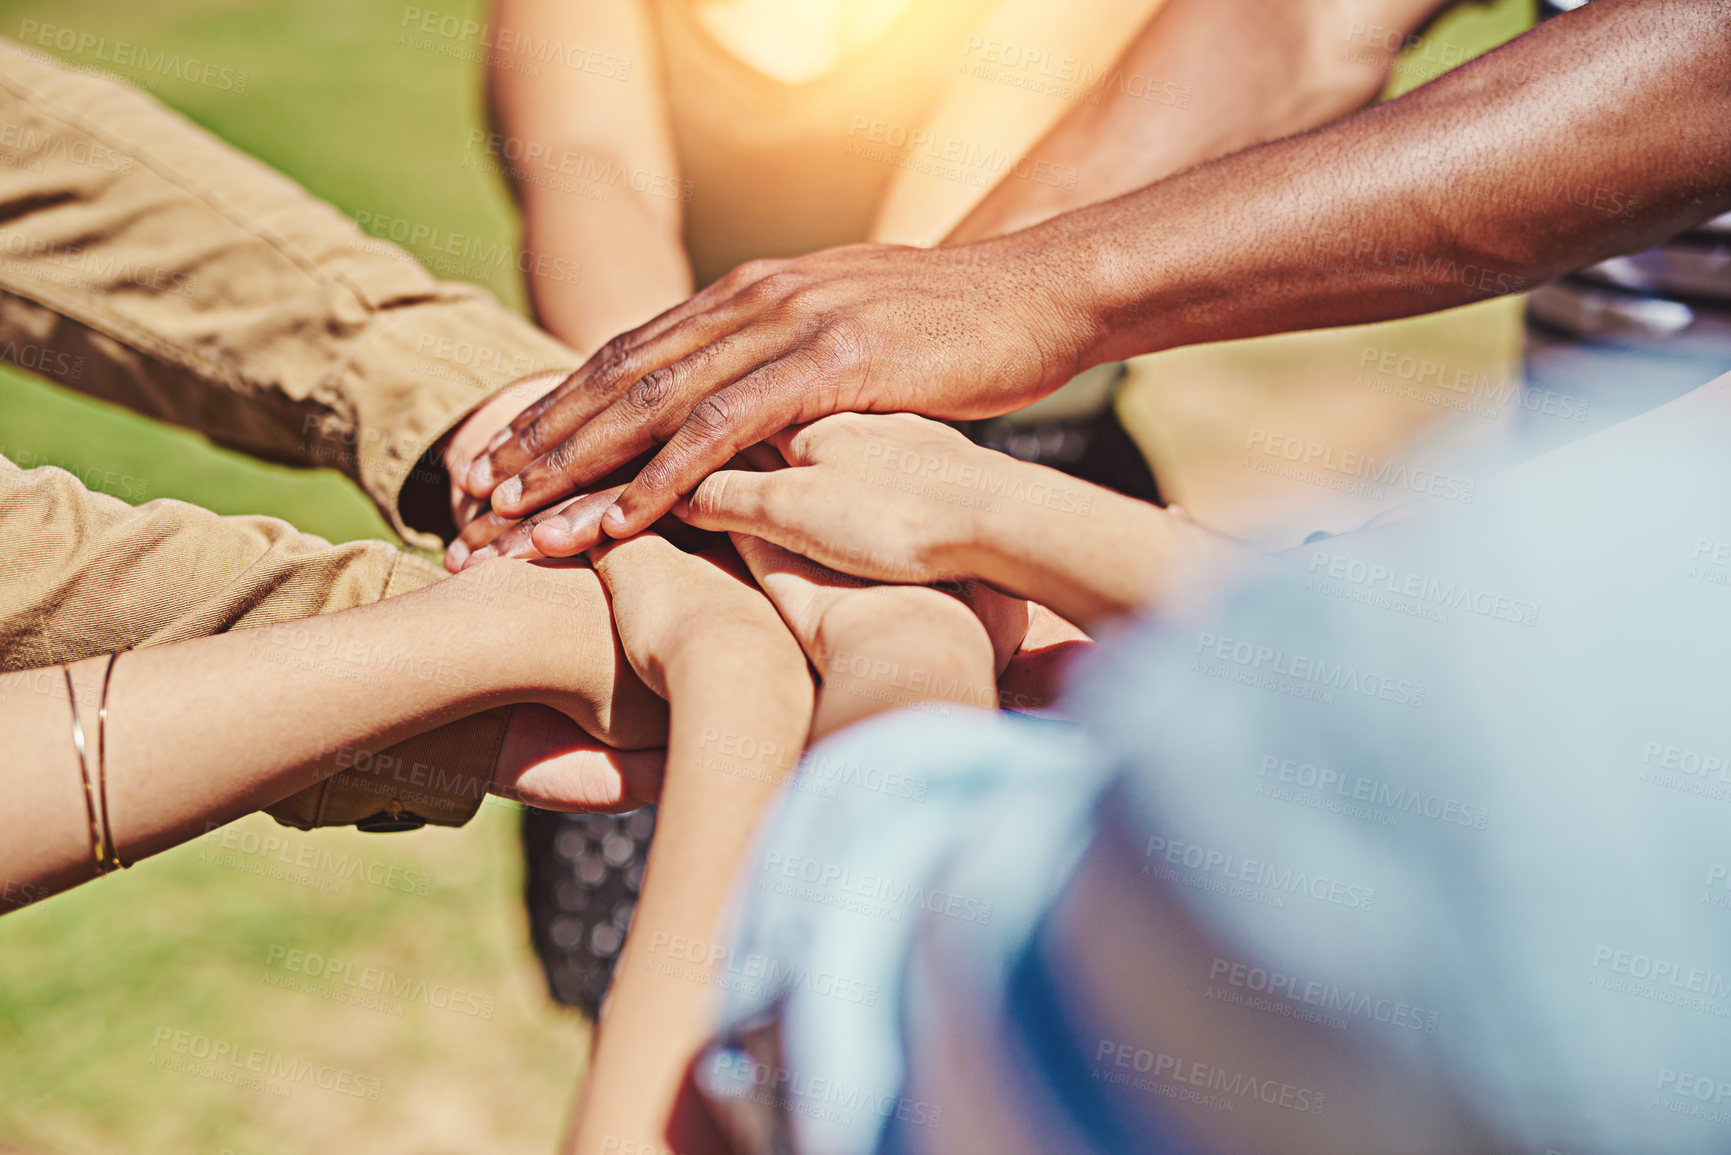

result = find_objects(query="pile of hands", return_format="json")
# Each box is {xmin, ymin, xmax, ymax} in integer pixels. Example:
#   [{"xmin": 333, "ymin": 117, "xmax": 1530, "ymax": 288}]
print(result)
[{"xmin": 431, "ymin": 254, "xmax": 1129, "ymax": 812}]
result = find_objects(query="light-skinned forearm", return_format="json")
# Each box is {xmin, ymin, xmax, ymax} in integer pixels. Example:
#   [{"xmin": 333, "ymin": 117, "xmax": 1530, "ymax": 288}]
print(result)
[
  {"xmin": 488, "ymin": 0, "xmax": 694, "ymax": 351},
  {"xmin": 568, "ymin": 638, "xmax": 813, "ymax": 1155},
  {"xmin": 809, "ymin": 585, "xmax": 999, "ymax": 737},
  {"xmin": 938, "ymin": 458, "xmax": 1240, "ymax": 630},
  {"xmin": 1010, "ymin": 0, "xmax": 1731, "ymax": 367},
  {"xmin": 0, "ymin": 561, "xmax": 633, "ymax": 904},
  {"xmin": 946, "ymin": 0, "xmax": 1453, "ymax": 243}
]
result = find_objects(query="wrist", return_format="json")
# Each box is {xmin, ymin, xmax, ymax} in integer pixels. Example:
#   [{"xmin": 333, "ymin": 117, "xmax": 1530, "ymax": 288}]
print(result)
[
  {"xmin": 930, "ymin": 451, "xmax": 1089, "ymax": 586},
  {"xmin": 665, "ymin": 641, "xmax": 815, "ymax": 770},
  {"xmin": 438, "ymin": 560, "xmax": 614, "ymax": 699}
]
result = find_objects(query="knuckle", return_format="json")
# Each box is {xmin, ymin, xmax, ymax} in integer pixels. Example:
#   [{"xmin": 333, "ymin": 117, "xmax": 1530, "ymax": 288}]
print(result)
[
  {"xmin": 687, "ymin": 393, "xmax": 736, "ymax": 437},
  {"xmin": 732, "ymin": 258, "xmax": 779, "ymax": 285},
  {"xmin": 626, "ymin": 367, "xmax": 674, "ymax": 413},
  {"xmin": 689, "ymin": 472, "xmax": 728, "ymax": 518},
  {"xmin": 541, "ymin": 438, "xmax": 582, "ymax": 477},
  {"xmin": 816, "ymin": 316, "xmax": 872, "ymax": 365},
  {"xmin": 593, "ymin": 338, "xmax": 640, "ymax": 389},
  {"xmin": 633, "ymin": 455, "xmax": 680, "ymax": 496},
  {"xmin": 743, "ymin": 270, "xmax": 800, "ymax": 306},
  {"xmin": 515, "ymin": 416, "xmax": 551, "ymax": 456}
]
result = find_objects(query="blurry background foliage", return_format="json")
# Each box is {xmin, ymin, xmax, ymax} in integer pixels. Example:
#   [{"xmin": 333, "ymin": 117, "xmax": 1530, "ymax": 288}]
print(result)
[{"xmin": 0, "ymin": 0, "xmax": 1529, "ymax": 1153}]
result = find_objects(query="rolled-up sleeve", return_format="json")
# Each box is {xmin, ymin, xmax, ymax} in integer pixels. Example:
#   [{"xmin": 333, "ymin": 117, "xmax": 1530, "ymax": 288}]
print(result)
[{"xmin": 0, "ymin": 35, "xmax": 581, "ymax": 550}]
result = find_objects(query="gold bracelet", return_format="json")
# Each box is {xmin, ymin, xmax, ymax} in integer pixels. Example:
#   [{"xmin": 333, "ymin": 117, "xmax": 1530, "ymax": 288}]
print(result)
[
  {"xmin": 97, "ymin": 649, "xmax": 127, "ymax": 871},
  {"xmin": 61, "ymin": 664, "xmax": 111, "ymax": 875}
]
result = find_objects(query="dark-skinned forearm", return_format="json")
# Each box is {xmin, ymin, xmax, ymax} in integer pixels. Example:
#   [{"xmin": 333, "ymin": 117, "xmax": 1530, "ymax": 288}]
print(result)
[{"xmin": 1014, "ymin": 0, "xmax": 1731, "ymax": 367}]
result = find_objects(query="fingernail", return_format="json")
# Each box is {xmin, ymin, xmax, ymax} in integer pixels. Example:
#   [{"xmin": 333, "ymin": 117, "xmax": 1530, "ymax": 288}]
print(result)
[
  {"xmin": 533, "ymin": 516, "xmax": 573, "ymax": 550},
  {"xmin": 444, "ymin": 540, "xmax": 470, "ymax": 572},
  {"xmin": 486, "ymin": 428, "xmax": 512, "ymax": 453},
  {"xmin": 465, "ymin": 458, "xmax": 493, "ymax": 493},
  {"xmin": 601, "ymin": 504, "xmax": 628, "ymax": 536},
  {"xmin": 494, "ymin": 476, "xmax": 522, "ymax": 510},
  {"xmin": 469, "ymin": 545, "xmax": 498, "ymax": 565}
]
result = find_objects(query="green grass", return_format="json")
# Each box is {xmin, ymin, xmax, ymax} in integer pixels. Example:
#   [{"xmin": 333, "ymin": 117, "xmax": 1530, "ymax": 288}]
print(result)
[{"xmin": 0, "ymin": 2, "xmax": 587, "ymax": 1152}]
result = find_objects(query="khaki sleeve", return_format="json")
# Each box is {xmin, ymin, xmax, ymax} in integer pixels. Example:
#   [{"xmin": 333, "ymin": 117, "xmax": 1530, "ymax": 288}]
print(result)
[
  {"xmin": 0, "ymin": 454, "xmax": 507, "ymax": 830},
  {"xmin": 0, "ymin": 35, "xmax": 582, "ymax": 551}
]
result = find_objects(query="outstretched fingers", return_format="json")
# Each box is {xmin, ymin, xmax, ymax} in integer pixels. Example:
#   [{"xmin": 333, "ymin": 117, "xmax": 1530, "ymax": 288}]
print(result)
[{"xmin": 602, "ymin": 352, "xmax": 841, "ymax": 537}]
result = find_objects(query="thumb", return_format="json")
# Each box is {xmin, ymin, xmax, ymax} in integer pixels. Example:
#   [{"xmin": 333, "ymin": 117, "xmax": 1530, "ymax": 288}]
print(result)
[{"xmin": 672, "ymin": 469, "xmax": 781, "ymax": 534}]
